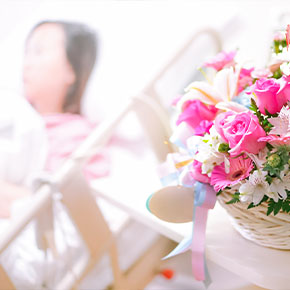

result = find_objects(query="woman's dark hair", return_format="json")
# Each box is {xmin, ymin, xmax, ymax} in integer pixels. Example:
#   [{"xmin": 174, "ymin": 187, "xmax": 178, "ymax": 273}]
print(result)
[{"xmin": 28, "ymin": 20, "xmax": 97, "ymax": 114}]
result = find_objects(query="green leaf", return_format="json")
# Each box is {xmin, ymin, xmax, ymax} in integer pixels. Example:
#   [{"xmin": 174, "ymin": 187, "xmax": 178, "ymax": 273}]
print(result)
[
  {"xmin": 247, "ymin": 202, "xmax": 255, "ymax": 209},
  {"xmin": 250, "ymin": 98, "xmax": 258, "ymax": 113},
  {"xmin": 216, "ymin": 190, "xmax": 222, "ymax": 196},
  {"xmin": 226, "ymin": 198, "xmax": 240, "ymax": 204},
  {"xmin": 267, "ymin": 199, "xmax": 275, "ymax": 216},
  {"xmin": 282, "ymin": 199, "xmax": 290, "ymax": 213},
  {"xmin": 273, "ymin": 199, "xmax": 283, "ymax": 215},
  {"xmin": 226, "ymin": 193, "xmax": 240, "ymax": 204},
  {"xmin": 247, "ymin": 196, "xmax": 268, "ymax": 209}
]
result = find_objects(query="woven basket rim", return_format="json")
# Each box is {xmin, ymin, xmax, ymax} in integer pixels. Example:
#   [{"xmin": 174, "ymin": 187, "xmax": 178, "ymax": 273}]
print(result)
[{"xmin": 217, "ymin": 191, "xmax": 290, "ymax": 250}]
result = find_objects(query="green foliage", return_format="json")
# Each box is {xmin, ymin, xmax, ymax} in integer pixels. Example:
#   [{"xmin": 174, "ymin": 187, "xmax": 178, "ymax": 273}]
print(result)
[
  {"xmin": 266, "ymin": 194, "xmax": 290, "ymax": 216},
  {"xmin": 249, "ymin": 98, "xmax": 263, "ymax": 123},
  {"xmin": 273, "ymin": 68, "xmax": 283, "ymax": 79},
  {"xmin": 226, "ymin": 193, "xmax": 240, "ymax": 204},
  {"xmin": 267, "ymin": 198, "xmax": 282, "ymax": 215},
  {"xmin": 281, "ymin": 197, "xmax": 290, "ymax": 213},
  {"xmin": 249, "ymin": 98, "xmax": 273, "ymax": 133},
  {"xmin": 264, "ymin": 146, "xmax": 290, "ymax": 179},
  {"xmin": 216, "ymin": 190, "xmax": 222, "ymax": 196},
  {"xmin": 246, "ymin": 193, "xmax": 290, "ymax": 216},
  {"xmin": 273, "ymin": 39, "xmax": 287, "ymax": 54},
  {"xmin": 218, "ymin": 143, "xmax": 230, "ymax": 153},
  {"xmin": 247, "ymin": 196, "xmax": 269, "ymax": 209}
]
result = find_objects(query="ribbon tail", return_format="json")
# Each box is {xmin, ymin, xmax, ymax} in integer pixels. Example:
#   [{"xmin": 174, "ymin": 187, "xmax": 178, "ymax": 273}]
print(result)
[
  {"xmin": 191, "ymin": 206, "xmax": 209, "ymax": 281},
  {"xmin": 162, "ymin": 236, "xmax": 192, "ymax": 260},
  {"xmin": 203, "ymin": 258, "xmax": 212, "ymax": 288}
]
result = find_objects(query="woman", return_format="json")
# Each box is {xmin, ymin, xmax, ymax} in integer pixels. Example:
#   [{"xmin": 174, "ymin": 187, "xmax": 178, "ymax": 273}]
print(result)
[
  {"xmin": 23, "ymin": 20, "xmax": 110, "ymax": 179},
  {"xmin": 1, "ymin": 20, "xmax": 110, "ymax": 217}
]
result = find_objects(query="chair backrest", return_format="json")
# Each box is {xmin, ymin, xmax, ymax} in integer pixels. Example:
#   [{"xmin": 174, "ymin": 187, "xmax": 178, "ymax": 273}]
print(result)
[
  {"xmin": 134, "ymin": 28, "xmax": 222, "ymax": 162},
  {"xmin": 143, "ymin": 28, "xmax": 222, "ymax": 109}
]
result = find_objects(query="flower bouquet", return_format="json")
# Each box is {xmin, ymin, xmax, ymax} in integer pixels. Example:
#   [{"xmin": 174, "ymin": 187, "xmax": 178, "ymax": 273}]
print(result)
[{"xmin": 147, "ymin": 25, "xmax": 290, "ymax": 269}]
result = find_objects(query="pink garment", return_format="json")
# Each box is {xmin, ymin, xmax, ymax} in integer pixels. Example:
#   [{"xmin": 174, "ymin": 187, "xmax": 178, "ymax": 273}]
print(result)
[{"xmin": 43, "ymin": 113, "xmax": 110, "ymax": 180}]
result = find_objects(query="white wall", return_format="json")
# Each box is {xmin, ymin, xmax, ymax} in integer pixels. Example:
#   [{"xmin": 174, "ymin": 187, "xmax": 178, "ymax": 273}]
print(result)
[{"xmin": 0, "ymin": 0, "xmax": 289, "ymax": 121}]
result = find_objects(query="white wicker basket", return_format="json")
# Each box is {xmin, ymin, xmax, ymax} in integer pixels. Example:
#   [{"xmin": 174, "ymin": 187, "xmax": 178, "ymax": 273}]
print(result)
[{"xmin": 218, "ymin": 192, "xmax": 290, "ymax": 250}]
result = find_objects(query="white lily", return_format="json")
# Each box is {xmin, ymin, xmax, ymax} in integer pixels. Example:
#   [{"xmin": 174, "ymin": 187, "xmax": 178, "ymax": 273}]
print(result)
[
  {"xmin": 268, "ymin": 106, "xmax": 290, "ymax": 137},
  {"xmin": 176, "ymin": 66, "xmax": 241, "ymax": 111},
  {"xmin": 271, "ymin": 47, "xmax": 290, "ymax": 63},
  {"xmin": 246, "ymin": 147, "xmax": 268, "ymax": 170},
  {"xmin": 280, "ymin": 62, "xmax": 290, "ymax": 76},
  {"xmin": 270, "ymin": 178, "xmax": 288, "ymax": 200},
  {"xmin": 194, "ymin": 126, "xmax": 229, "ymax": 176},
  {"xmin": 239, "ymin": 170, "xmax": 272, "ymax": 205},
  {"xmin": 270, "ymin": 166, "xmax": 290, "ymax": 200},
  {"xmin": 215, "ymin": 101, "xmax": 249, "ymax": 113}
]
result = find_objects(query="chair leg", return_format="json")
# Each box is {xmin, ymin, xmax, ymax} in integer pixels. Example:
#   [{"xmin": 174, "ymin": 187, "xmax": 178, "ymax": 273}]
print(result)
[
  {"xmin": 109, "ymin": 243, "xmax": 127, "ymax": 290},
  {"xmin": 0, "ymin": 264, "xmax": 15, "ymax": 290},
  {"xmin": 108, "ymin": 236, "xmax": 176, "ymax": 290}
]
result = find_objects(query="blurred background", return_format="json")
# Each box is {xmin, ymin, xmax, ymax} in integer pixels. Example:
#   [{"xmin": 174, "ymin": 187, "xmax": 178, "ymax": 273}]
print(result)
[
  {"xmin": 1, "ymin": 0, "xmax": 290, "ymax": 121},
  {"xmin": 1, "ymin": 1, "xmax": 290, "ymax": 289}
]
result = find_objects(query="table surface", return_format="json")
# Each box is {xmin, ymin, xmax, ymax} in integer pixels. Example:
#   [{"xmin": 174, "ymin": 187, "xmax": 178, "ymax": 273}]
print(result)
[{"xmin": 91, "ymin": 138, "xmax": 290, "ymax": 290}]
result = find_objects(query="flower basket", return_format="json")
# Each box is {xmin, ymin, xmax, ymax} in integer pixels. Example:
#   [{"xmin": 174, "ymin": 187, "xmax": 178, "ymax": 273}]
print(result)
[
  {"xmin": 147, "ymin": 25, "xmax": 290, "ymax": 283},
  {"xmin": 217, "ymin": 191, "xmax": 290, "ymax": 250}
]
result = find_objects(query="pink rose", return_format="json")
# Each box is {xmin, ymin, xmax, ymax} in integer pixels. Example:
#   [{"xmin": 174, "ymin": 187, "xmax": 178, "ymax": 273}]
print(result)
[
  {"xmin": 238, "ymin": 67, "xmax": 254, "ymax": 93},
  {"xmin": 214, "ymin": 111, "xmax": 235, "ymax": 142},
  {"xmin": 176, "ymin": 100, "xmax": 217, "ymax": 130},
  {"xmin": 194, "ymin": 120, "xmax": 213, "ymax": 136},
  {"xmin": 203, "ymin": 50, "xmax": 236, "ymax": 71},
  {"xmin": 250, "ymin": 77, "xmax": 290, "ymax": 115},
  {"xmin": 190, "ymin": 160, "xmax": 210, "ymax": 184},
  {"xmin": 215, "ymin": 111, "xmax": 266, "ymax": 156}
]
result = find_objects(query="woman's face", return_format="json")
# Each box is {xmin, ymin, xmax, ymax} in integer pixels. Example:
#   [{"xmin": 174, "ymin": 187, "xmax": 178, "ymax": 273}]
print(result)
[{"xmin": 23, "ymin": 23, "xmax": 75, "ymax": 114}]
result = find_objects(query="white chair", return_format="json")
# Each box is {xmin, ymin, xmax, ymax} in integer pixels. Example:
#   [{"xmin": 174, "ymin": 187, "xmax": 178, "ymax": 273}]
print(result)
[{"xmin": 0, "ymin": 27, "xmax": 222, "ymax": 290}]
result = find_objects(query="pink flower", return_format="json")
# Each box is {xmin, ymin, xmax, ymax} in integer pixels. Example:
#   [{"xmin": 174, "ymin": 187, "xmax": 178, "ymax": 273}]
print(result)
[
  {"xmin": 251, "ymin": 68, "xmax": 273, "ymax": 79},
  {"xmin": 190, "ymin": 160, "xmax": 210, "ymax": 184},
  {"xmin": 250, "ymin": 77, "xmax": 290, "ymax": 115},
  {"xmin": 176, "ymin": 99, "xmax": 217, "ymax": 130},
  {"xmin": 214, "ymin": 111, "xmax": 235, "ymax": 142},
  {"xmin": 171, "ymin": 95, "xmax": 182, "ymax": 106},
  {"xmin": 215, "ymin": 111, "xmax": 266, "ymax": 156},
  {"xmin": 210, "ymin": 156, "xmax": 253, "ymax": 192},
  {"xmin": 273, "ymin": 31, "xmax": 285, "ymax": 41},
  {"xmin": 238, "ymin": 67, "xmax": 254, "ymax": 93},
  {"xmin": 286, "ymin": 24, "xmax": 290, "ymax": 51},
  {"xmin": 259, "ymin": 135, "xmax": 290, "ymax": 147},
  {"xmin": 203, "ymin": 50, "xmax": 236, "ymax": 71},
  {"xmin": 194, "ymin": 120, "xmax": 213, "ymax": 136}
]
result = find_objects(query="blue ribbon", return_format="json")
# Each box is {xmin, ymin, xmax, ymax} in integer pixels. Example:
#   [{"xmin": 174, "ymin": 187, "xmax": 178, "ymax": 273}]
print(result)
[
  {"xmin": 170, "ymin": 136, "xmax": 187, "ymax": 150},
  {"xmin": 160, "ymin": 171, "xmax": 180, "ymax": 186},
  {"xmin": 162, "ymin": 181, "xmax": 212, "ymax": 288}
]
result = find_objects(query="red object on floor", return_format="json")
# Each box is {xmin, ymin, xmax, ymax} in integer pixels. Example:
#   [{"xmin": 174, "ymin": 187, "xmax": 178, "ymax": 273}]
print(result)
[{"xmin": 160, "ymin": 268, "xmax": 175, "ymax": 280}]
